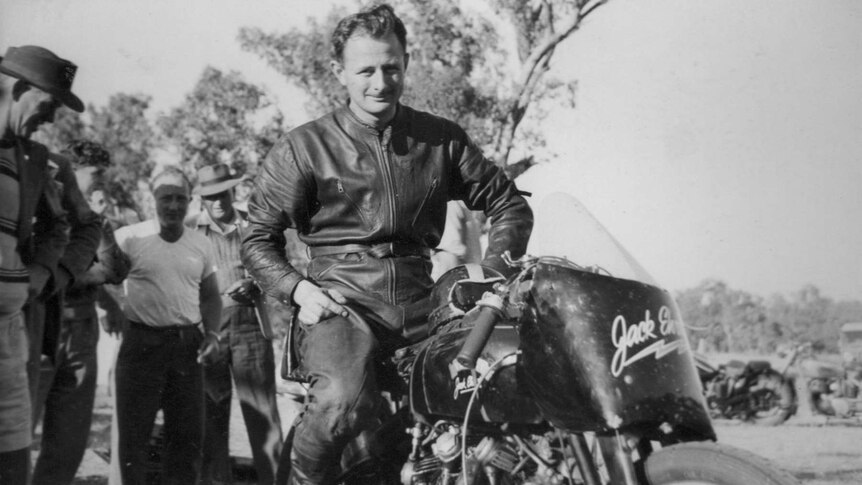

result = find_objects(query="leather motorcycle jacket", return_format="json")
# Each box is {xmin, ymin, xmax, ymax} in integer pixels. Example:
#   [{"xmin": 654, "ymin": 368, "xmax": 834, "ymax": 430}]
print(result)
[{"xmin": 241, "ymin": 104, "xmax": 532, "ymax": 331}]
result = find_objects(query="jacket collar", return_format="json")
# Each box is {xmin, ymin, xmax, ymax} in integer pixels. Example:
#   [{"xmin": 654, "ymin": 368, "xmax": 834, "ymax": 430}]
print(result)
[{"xmin": 336, "ymin": 103, "xmax": 410, "ymax": 140}]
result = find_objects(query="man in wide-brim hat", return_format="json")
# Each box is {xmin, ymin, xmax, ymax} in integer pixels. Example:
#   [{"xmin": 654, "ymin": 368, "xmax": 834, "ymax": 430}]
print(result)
[
  {"xmin": 0, "ymin": 45, "xmax": 84, "ymax": 139},
  {"xmin": 188, "ymin": 163, "xmax": 284, "ymax": 485},
  {"xmin": 0, "ymin": 44, "xmax": 88, "ymax": 485}
]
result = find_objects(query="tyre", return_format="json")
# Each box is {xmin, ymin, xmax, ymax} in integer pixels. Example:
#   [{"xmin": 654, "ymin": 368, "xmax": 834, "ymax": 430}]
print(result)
[
  {"xmin": 750, "ymin": 373, "xmax": 796, "ymax": 426},
  {"xmin": 644, "ymin": 441, "xmax": 800, "ymax": 485}
]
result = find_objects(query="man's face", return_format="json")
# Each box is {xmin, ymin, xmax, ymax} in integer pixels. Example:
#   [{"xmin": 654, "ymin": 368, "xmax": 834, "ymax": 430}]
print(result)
[
  {"xmin": 154, "ymin": 180, "xmax": 190, "ymax": 231},
  {"xmin": 74, "ymin": 165, "xmax": 100, "ymax": 195},
  {"xmin": 201, "ymin": 189, "xmax": 234, "ymax": 224},
  {"xmin": 11, "ymin": 84, "xmax": 61, "ymax": 139},
  {"xmin": 88, "ymin": 189, "xmax": 108, "ymax": 215},
  {"xmin": 332, "ymin": 32, "xmax": 408, "ymax": 127}
]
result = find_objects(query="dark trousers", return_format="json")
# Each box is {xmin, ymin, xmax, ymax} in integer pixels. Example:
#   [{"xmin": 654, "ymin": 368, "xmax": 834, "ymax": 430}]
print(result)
[
  {"xmin": 32, "ymin": 313, "xmax": 99, "ymax": 485},
  {"xmin": 116, "ymin": 322, "xmax": 203, "ymax": 485},
  {"xmin": 281, "ymin": 310, "xmax": 404, "ymax": 485},
  {"xmin": 200, "ymin": 307, "xmax": 282, "ymax": 485},
  {"xmin": 24, "ymin": 297, "xmax": 48, "ymax": 416},
  {"xmin": 0, "ymin": 448, "xmax": 29, "ymax": 485}
]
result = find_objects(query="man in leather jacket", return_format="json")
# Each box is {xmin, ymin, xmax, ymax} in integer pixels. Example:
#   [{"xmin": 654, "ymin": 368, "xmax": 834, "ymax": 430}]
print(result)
[{"xmin": 241, "ymin": 5, "xmax": 532, "ymax": 484}]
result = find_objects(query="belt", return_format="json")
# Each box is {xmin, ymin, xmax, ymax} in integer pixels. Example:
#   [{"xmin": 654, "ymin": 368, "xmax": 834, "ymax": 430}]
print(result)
[
  {"xmin": 128, "ymin": 320, "xmax": 201, "ymax": 333},
  {"xmin": 308, "ymin": 242, "xmax": 431, "ymax": 259}
]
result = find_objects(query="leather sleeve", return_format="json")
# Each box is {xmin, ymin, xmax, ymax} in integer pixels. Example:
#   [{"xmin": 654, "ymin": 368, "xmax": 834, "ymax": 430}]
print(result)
[
  {"xmin": 451, "ymin": 128, "xmax": 533, "ymax": 275},
  {"xmin": 241, "ymin": 138, "xmax": 310, "ymax": 304},
  {"xmin": 53, "ymin": 156, "xmax": 101, "ymax": 287}
]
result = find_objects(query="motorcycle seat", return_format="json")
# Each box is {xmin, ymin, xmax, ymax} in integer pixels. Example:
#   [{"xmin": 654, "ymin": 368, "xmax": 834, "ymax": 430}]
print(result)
[
  {"xmin": 744, "ymin": 360, "xmax": 773, "ymax": 374},
  {"xmin": 723, "ymin": 360, "xmax": 746, "ymax": 378},
  {"xmin": 799, "ymin": 359, "xmax": 843, "ymax": 379}
]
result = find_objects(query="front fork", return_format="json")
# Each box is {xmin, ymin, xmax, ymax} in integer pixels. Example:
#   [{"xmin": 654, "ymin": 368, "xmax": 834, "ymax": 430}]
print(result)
[{"xmin": 595, "ymin": 433, "xmax": 650, "ymax": 485}]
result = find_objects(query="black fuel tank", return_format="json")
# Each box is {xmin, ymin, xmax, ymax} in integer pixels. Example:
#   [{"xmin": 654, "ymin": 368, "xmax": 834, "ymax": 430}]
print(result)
[
  {"xmin": 518, "ymin": 262, "xmax": 714, "ymax": 439},
  {"xmin": 409, "ymin": 320, "xmax": 543, "ymax": 424}
]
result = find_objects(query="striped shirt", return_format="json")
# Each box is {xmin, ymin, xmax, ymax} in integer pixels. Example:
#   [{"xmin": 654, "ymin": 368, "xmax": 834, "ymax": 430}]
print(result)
[
  {"xmin": 188, "ymin": 209, "xmax": 246, "ymax": 310},
  {"xmin": 0, "ymin": 148, "xmax": 29, "ymax": 315}
]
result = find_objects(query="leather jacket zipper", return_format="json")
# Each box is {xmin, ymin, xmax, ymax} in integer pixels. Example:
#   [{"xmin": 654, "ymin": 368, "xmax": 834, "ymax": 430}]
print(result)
[
  {"xmin": 375, "ymin": 131, "xmax": 398, "ymax": 304},
  {"xmin": 411, "ymin": 177, "xmax": 438, "ymax": 228},
  {"xmin": 375, "ymin": 133, "xmax": 397, "ymax": 237},
  {"xmin": 336, "ymin": 179, "xmax": 371, "ymax": 228}
]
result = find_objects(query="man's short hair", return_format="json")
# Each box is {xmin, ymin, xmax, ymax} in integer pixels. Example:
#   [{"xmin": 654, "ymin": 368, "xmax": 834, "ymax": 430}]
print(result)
[
  {"xmin": 331, "ymin": 3, "xmax": 407, "ymax": 62},
  {"xmin": 63, "ymin": 140, "xmax": 111, "ymax": 169},
  {"xmin": 150, "ymin": 166, "xmax": 191, "ymax": 193}
]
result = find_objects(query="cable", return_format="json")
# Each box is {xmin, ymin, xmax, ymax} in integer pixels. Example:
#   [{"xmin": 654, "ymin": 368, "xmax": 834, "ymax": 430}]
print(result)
[{"xmin": 459, "ymin": 351, "xmax": 520, "ymax": 482}]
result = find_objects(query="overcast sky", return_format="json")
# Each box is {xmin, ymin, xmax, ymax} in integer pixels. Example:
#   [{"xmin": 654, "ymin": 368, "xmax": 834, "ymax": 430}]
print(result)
[{"xmin": 3, "ymin": 0, "xmax": 860, "ymax": 300}]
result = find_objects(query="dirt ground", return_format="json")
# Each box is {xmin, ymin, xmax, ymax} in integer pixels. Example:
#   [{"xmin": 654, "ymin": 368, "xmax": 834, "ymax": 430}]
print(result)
[
  {"xmin": 61, "ymin": 394, "xmax": 862, "ymax": 484},
  {"xmin": 714, "ymin": 418, "xmax": 862, "ymax": 485},
  {"xmin": 58, "ymin": 339, "xmax": 860, "ymax": 484}
]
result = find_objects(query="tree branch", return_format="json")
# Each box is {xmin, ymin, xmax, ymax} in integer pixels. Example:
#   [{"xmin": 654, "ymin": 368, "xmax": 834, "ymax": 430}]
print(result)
[{"xmin": 495, "ymin": 0, "xmax": 610, "ymax": 166}]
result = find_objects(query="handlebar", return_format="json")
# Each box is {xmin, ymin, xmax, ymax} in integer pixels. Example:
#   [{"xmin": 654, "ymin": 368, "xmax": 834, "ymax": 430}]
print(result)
[{"xmin": 455, "ymin": 293, "xmax": 505, "ymax": 370}]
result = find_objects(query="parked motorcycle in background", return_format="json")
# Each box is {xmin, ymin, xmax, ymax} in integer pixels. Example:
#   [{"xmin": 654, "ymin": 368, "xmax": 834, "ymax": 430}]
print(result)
[
  {"xmin": 279, "ymin": 193, "xmax": 801, "ymax": 485},
  {"xmin": 694, "ymin": 347, "xmax": 798, "ymax": 425},
  {"xmin": 795, "ymin": 325, "xmax": 862, "ymax": 418}
]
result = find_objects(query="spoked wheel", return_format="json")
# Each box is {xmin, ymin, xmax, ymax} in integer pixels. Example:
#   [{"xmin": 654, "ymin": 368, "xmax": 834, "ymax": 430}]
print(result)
[
  {"xmin": 750, "ymin": 373, "xmax": 796, "ymax": 425},
  {"xmin": 643, "ymin": 441, "xmax": 800, "ymax": 485}
]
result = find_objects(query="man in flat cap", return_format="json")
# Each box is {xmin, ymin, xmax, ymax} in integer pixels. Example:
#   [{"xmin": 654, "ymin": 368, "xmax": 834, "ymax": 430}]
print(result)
[{"xmin": 0, "ymin": 44, "xmax": 88, "ymax": 484}]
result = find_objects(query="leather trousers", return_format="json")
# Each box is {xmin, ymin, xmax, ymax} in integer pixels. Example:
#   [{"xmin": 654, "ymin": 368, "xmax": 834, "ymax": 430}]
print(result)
[{"xmin": 280, "ymin": 310, "xmax": 400, "ymax": 485}]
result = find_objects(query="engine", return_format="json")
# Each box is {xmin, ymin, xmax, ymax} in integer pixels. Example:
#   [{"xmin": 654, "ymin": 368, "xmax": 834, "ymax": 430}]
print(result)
[{"xmin": 399, "ymin": 420, "xmax": 578, "ymax": 485}]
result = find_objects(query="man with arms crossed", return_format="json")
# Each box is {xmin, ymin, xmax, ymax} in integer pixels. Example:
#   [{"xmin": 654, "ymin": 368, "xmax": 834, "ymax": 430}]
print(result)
[
  {"xmin": 114, "ymin": 167, "xmax": 222, "ymax": 484},
  {"xmin": 241, "ymin": 5, "xmax": 532, "ymax": 484}
]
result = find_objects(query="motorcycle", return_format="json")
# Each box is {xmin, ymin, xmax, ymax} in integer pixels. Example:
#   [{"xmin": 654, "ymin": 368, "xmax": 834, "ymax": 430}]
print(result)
[
  {"xmin": 795, "ymin": 332, "xmax": 862, "ymax": 418},
  {"xmin": 279, "ymin": 193, "xmax": 800, "ymax": 485},
  {"xmin": 798, "ymin": 359, "xmax": 861, "ymax": 418},
  {"xmin": 693, "ymin": 350, "xmax": 797, "ymax": 425}
]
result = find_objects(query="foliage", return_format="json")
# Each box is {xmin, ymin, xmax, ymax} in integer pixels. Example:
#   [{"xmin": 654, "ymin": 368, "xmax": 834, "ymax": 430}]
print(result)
[
  {"xmin": 36, "ymin": 66, "xmax": 285, "ymax": 220},
  {"xmin": 89, "ymin": 94, "xmax": 160, "ymax": 219},
  {"xmin": 32, "ymin": 108, "xmax": 86, "ymax": 150},
  {"xmin": 238, "ymin": 0, "xmax": 608, "ymax": 171},
  {"xmin": 34, "ymin": 94, "xmax": 159, "ymax": 219},
  {"xmin": 238, "ymin": 8, "xmax": 349, "ymax": 119},
  {"xmin": 677, "ymin": 280, "xmax": 862, "ymax": 354},
  {"xmin": 158, "ymin": 66, "xmax": 285, "ymax": 178}
]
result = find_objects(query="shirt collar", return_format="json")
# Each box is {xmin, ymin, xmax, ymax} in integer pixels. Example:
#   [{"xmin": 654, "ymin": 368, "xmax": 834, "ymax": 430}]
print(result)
[{"xmin": 196, "ymin": 208, "xmax": 242, "ymax": 235}]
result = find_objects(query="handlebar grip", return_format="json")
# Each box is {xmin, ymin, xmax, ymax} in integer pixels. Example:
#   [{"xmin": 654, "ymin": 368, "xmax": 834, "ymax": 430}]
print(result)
[{"xmin": 456, "ymin": 306, "xmax": 503, "ymax": 370}]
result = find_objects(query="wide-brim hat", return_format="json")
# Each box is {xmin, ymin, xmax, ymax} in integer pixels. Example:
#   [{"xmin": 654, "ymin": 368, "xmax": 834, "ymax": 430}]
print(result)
[
  {"xmin": 0, "ymin": 45, "xmax": 84, "ymax": 112},
  {"xmin": 195, "ymin": 163, "xmax": 242, "ymax": 197}
]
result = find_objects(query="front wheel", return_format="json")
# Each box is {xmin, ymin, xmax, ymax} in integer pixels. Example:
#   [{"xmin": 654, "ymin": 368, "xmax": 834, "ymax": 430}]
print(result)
[
  {"xmin": 750, "ymin": 373, "xmax": 796, "ymax": 425},
  {"xmin": 643, "ymin": 442, "xmax": 800, "ymax": 485}
]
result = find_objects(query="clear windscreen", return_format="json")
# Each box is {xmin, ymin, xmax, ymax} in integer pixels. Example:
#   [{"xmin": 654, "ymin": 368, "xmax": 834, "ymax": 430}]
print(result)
[{"xmin": 525, "ymin": 192, "xmax": 658, "ymax": 287}]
